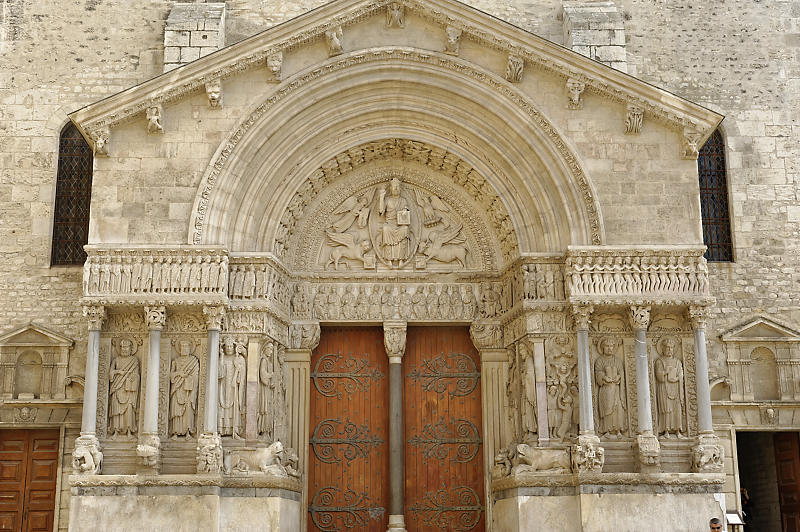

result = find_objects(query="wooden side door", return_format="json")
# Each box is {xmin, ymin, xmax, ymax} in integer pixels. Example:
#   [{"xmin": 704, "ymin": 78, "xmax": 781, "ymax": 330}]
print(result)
[
  {"xmin": 0, "ymin": 429, "xmax": 59, "ymax": 532},
  {"xmin": 775, "ymin": 432, "xmax": 800, "ymax": 532},
  {"xmin": 308, "ymin": 327, "xmax": 389, "ymax": 532},
  {"xmin": 404, "ymin": 326, "xmax": 484, "ymax": 532}
]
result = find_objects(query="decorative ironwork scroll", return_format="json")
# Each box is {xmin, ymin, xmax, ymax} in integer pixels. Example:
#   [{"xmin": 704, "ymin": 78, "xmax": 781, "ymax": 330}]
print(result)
[
  {"xmin": 309, "ymin": 487, "xmax": 385, "ymax": 531},
  {"xmin": 408, "ymin": 417, "xmax": 481, "ymax": 463},
  {"xmin": 409, "ymin": 485, "xmax": 484, "ymax": 531},
  {"xmin": 408, "ymin": 353, "xmax": 480, "ymax": 397},
  {"xmin": 311, "ymin": 353, "xmax": 384, "ymax": 398},
  {"xmin": 310, "ymin": 418, "xmax": 384, "ymax": 464}
]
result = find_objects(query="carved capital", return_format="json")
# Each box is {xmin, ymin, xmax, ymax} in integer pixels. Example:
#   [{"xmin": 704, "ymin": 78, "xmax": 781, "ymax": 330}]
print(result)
[
  {"xmin": 469, "ymin": 321, "xmax": 503, "ymax": 350},
  {"xmin": 266, "ymin": 51, "xmax": 282, "ymax": 82},
  {"xmin": 682, "ymin": 127, "xmax": 702, "ymax": 159},
  {"xmin": 571, "ymin": 433, "xmax": 604, "ymax": 473},
  {"xmin": 386, "ymin": 2, "xmax": 405, "ymax": 28},
  {"xmin": 144, "ymin": 306, "xmax": 166, "ymax": 330},
  {"xmin": 629, "ymin": 305, "xmax": 651, "ymax": 330},
  {"xmin": 72, "ymin": 434, "xmax": 103, "ymax": 475},
  {"xmin": 205, "ymin": 80, "xmax": 222, "ymax": 108},
  {"xmin": 625, "ymin": 104, "xmax": 644, "ymax": 135},
  {"xmin": 83, "ymin": 305, "xmax": 106, "ymax": 331},
  {"xmin": 203, "ymin": 305, "xmax": 226, "ymax": 331},
  {"xmin": 325, "ymin": 26, "xmax": 344, "ymax": 56},
  {"xmin": 146, "ymin": 104, "xmax": 163, "ymax": 134},
  {"xmin": 89, "ymin": 127, "xmax": 110, "ymax": 156},
  {"xmin": 289, "ymin": 321, "xmax": 321, "ymax": 351},
  {"xmin": 688, "ymin": 305, "xmax": 709, "ymax": 330},
  {"xmin": 505, "ymin": 54, "xmax": 524, "ymax": 83},
  {"xmin": 444, "ymin": 26, "xmax": 462, "ymax": 55},
  {"xmin": 383, "ymin": 322, "xmax": 407, "ymax": 362},
  {"xmin": 196, "ymin": 432, "xmax": 223, "ymax": 474},
  {"xmin": 691, "ymin": 433, "xmax": 724, "ymax": 473},
  {"xmin": 635, "ymin": 433, "xmax": 661, "ymax": 473},
  {"xmin": 566, "ymin": 78, "xmax": 585, "ymax": 110},
  {"xmin": 571, "ymin": 304, "xmax": 594, "ymax": 330}
]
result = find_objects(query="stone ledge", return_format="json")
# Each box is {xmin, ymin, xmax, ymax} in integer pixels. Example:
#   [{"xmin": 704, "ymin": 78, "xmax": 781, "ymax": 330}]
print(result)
[
  {"xmin": 492, "ymin": 471, "xmax": 725, "ymax": 492},
  {"xmin": 69, "ymin": 473, "xmax": 302, "ymax": 492}
]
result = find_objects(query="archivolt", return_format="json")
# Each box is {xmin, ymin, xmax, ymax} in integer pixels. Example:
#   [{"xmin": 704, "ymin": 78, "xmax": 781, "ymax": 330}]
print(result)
[{"xmin": 189, "ymin": 47, "xmax": 605, "ymax": 259}]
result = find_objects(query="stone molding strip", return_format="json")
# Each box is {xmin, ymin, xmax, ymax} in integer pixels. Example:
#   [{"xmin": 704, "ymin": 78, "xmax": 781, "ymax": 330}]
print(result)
[
  {"xmin": 491, "ymin": 471, "xmax": 724, "ymax": 492},
  {"xmin": 69, "ymin": 473, "xmax": 301, "ymax": 491}
]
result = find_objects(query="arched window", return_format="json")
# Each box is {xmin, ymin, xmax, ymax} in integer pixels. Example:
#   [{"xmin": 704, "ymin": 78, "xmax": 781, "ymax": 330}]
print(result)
[
  {"xmin": 51, "ymin": 123, "xmax": 93, "ymax": 265},
  {"xmin": 697, "ymin": 129, "xmax": 733, "ymax": 261}
]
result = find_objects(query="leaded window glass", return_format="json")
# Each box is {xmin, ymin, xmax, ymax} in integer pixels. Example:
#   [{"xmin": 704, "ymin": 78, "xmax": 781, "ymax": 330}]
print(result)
[{"xmin": 698, "ymin": 129, "xmax": 733, "ymax": 262}]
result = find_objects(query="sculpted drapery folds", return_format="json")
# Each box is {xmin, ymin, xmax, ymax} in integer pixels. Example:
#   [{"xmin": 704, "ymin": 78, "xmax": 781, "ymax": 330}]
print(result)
[
  {"xmin": 109, "ymin": 338, "xmax": 140, "ymax": 437},
  {"xmin": 258, "ymin": 339, "xmax": 288, "ymax": 440},
  {"xmin": 519, "ymin": 341, "xmax": 537, "ymax": 442},
  {"xmin": 655, "ymin": 336, "xmax": 685, "ymax": 437},
  {"xmin": 169, "ymin": 339, "xmax": 200, "ymax": 439},
  {"xmin": 594, "ymin": 337, "xmax": 626, "ymax": 438},
  {"xmin": 377, "ymin": 177, "xmax": 412, "ymax": 266},
  {"xmin": 219, "ymin": 335, "xmax": 246, "ymax": 439},
  {"xmin": 547, "ymin": 337, "xmax": 578, "ymax": 441}
]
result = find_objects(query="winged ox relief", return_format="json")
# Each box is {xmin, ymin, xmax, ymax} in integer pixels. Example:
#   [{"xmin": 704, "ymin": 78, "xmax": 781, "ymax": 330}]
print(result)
[{"xmin": 320, "ymin": 177, "xmax": 470, "ymax": 270}]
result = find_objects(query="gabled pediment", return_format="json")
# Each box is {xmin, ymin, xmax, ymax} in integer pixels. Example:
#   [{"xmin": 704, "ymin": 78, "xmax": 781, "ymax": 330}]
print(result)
[
  {"xmin": 68, "ymin": 0, "xmax": 722, "ymax": 151},
  {"xmin": 720, "ymin": 316, "xmax": 800, "ymax": 343},
  {"xmin": 0, "ymin": 323, "xmax": 74, "ymax": 348}
]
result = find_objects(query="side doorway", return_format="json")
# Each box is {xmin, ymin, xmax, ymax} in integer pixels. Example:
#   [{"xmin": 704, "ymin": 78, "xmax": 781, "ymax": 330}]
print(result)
[{"xmin": 0, "ymin": 429, "xmax": 60, "ymax": 532}]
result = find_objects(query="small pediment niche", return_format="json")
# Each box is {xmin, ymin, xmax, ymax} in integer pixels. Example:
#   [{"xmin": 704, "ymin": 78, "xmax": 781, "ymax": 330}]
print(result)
[
  {"xmin": 720, "ymin": 316, "xmax": 800, "ymax": 402},
  {"xmin": 0, "ymin": 323, "xmax": 74, "ymax": 400}
]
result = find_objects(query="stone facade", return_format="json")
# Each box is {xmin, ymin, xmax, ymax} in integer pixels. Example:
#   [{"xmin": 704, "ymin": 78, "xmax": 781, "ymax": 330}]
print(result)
[{"xmin": 0, "ymin": 0, "xmax": 798, "ymax": 530}]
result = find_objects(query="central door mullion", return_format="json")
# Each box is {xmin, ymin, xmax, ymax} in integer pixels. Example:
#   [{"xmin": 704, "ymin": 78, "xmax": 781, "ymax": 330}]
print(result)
[{"xmin": 384, "ymin": 321, "xmax": 408, "ymax": 532}]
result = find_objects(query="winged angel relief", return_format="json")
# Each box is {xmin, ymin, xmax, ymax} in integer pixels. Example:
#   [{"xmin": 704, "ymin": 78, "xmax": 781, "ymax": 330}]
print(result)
[{"xmin": 321, "ymin": 178, "xmax": 469, "ymax": 270}]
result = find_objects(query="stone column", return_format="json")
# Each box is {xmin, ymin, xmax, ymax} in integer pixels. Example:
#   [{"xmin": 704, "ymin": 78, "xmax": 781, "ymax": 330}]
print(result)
[
  {"xmin": 630, "ymin": 305, "xmax": 660, "ymax": 472},
  {"xmin": 245, "ymin": 336, "xmax": 262, "ymax": 441},
  {"xmin": 287, "ymin": 321, "xmax": 320, "ymax": 532},
  {"xmin": 72, "ymin": 305, "xmax": 106, "ymax": 475},
  {"xmin": 384, "ymin": 321, "xmax": 407, "ymax": 532},
  {"xmin": 571, "ymin": 305, "xmax": 604, "ymax": 472},
  {"xmin": 138, "ymin": 306, "xmax": 165, "ymax": 473},
  {"xmin": 198, "ymin": 305, "xmax": 225, "ymax": 474},
  {"xmin": 689, "ymin": 305, "xmax": 724, "ymax": 472}
]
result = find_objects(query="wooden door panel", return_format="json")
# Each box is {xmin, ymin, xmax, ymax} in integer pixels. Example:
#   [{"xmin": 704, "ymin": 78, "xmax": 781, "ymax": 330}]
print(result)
[
  {"xmin": 308, "ymin": 327, "xmax": 389, "ymax": 532},
  {"xmin": 775, "ymin": 432, "xmax": 800, "ymax": 532},
  {"xmin": 0, "ymin": 431, "xmax": 27, "ymax": 532},
  {"xmin": 404, "ymin": 327, "xmax": 485, "ymax": 532}
]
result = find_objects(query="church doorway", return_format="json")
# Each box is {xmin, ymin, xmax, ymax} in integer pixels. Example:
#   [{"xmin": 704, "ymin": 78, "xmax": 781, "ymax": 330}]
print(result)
[{"xmin": 737, "ymin": 431, "xmax": 800, "ymax": 532}]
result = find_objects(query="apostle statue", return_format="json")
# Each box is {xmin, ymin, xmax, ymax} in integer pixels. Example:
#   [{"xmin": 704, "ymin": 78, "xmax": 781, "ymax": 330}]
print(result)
[
  {"xmin": 258, "ymin": 340, "xmax": 275, "ymax": 439},
  {"xmin": 169, "ymin": 339, "xmax": 200, "ymax": 439},
  {"xmin": 594, "ymin": 337, "xmax": 626, "ymax": 438},
  {"xmin": 519, "ymin": 342, "xmax": 537, "ymax": 442},
  {"xmin": 109, "ymin": 338, "xmax": 140, "ymax": 437},
  {"xmin": 655, "ymin": 336, "xmax": 685, "ymax": 437},
  {"xmin": 218, "ymin": 335, "xmax": 246, "ymax": 439}
]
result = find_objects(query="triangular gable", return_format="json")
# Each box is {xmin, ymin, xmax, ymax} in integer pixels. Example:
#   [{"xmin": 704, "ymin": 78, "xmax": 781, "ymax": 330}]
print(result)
[
  {"xmin": 0, "ymin": 323, "xmax": 74, "ymax": 348},
  {"xmin": 720, "ymin": 316, "xmax": 800, "ymax": 343},
  {"xmin": 68, "ymin": 0, "xmax": 722, "ymax": 148}
]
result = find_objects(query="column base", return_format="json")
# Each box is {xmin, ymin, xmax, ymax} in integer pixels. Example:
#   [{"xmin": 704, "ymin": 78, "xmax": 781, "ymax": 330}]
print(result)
[
  {"xmin": 635, "ymin": 433, "xmax": 661, "ymax": 473},
  {"xmin": 571, "ymin": 434, "xmax": 604, "ymax": 472},
  {"xmin": 136, "ymin": 433, "xmax": 161, "ymax": 474},
  {"xmin": 73, "ymin": 434, "xmax": 103, "ymax": 475},
  {"xmin": 387, "ymin": 514, "xmax": 407, "ymax": 532},
  {"xmin": 197, "ymin": 432, "xmax": 223, "ymax": 473},
  {"xmin": 691, "ymin": 432, "xmax": 724, "ymax": 473}
]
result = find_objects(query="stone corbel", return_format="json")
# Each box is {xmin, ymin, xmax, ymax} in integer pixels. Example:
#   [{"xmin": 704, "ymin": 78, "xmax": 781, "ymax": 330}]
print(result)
[
  {"xmin": 571, "ymin": 433, "xmax": 604, "ymax": 473},
  {"xmin": 444, "ymin": 26, "xmax": 462, "ymax": 55},
  {"xmin": 505, "ymin": 55, "xmax": 524, "ymax": 83},
  {"xmin": 146, "ymin": 104, "xmax": 164, "ymax": 134},
  {"xmin": 89, "ymin": 127, "xmax": 110, "ymax": 157},
  {"xmin": 566, "ymin": 78, "xmax": 585, "ymax": 110},
  {"xmin": 625, "ymin": 104, "xmax": 643, "ymax": 134},
  {"xmin": 325, "ymin": 26, "xmax": 343, "ymax": 56},
  {"xmin": 266, "ymin": 51, "xmax": 282, "ymax": 82},
  {"xmin": 205, "ymin": 80, "xmax": 222, "ymax": 108},
  {"xmin": 383, "ymin": 321, "xmax": 407, "ymax": 364},
  {"xmin": 681, "ymin": 126, "xmax": 702, "ymax": 159},
  {"xmin": 288, "ymin": 321, "xmax": 321, "ymax": 351},
  {"xmin": 469, "ymin": 321, "xmax": 503, "ymax": 350},
  {"xmin": 386, "ymin": 2, "xmax": 405, "ymax": 28}
]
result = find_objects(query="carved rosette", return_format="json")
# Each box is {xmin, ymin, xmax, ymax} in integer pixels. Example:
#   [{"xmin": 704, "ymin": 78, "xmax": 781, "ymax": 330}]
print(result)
[
  {"xmin": 203, "ymin": 306, "xmax": 226, "ymax": 331},
  {"xmin": 289, "ymin": 322, "xmax": 321, "ymax": 350},
  {"xmin": 629, "ymin": 305, "xmax": 651, "ymax": 330},
  {"xmin": 469, "ymin": 322, "xmax": 503, "ymax": 350},
  {"xmin": 72, "ymin": 434, "xmax": 103, "ymax": 475},
  {"xmin": 136, "ymin": 432, "xmax": 162, "ymax": 473},
  {"xmin": 571, "ymin": 304, "xmax": 594, "ymax": 331},
  {"xmin": 197, "ymin": 432, "xmax": 223, "ymax": 474},
  {"xmin": 84, "ymin": 305, "xmax": 107, "ymax": 331},
  {"xmin": 144, "ymin": 306, "xmax": 166, "ymax": 330},
  {"xmin": 635, "ymin": 433, "xmax": 661, "ymax": 473},
  {"xmin": 571, "ymin": 433, "xmax": 604, "ymax": 473},
  {"xmin": 383, "ymin": 323, "xmax": 407, "ymax": 363},
  {"xmin": 688, "ymin": 305, "xmax": 709, "ymax": 330},
  {"xmin": 691, "ymin": 433, "xmax": 724, "ymax": 473}
]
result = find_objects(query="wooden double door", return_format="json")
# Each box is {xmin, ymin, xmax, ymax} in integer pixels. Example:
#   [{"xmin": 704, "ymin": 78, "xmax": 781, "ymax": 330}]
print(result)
[
  {"xmin": 308, "ymin": 327, "xmax": 485, "ymax": 532},
  {"xmin": 0, "ymin": 430, "xmax": 60, "ymax": 532}
]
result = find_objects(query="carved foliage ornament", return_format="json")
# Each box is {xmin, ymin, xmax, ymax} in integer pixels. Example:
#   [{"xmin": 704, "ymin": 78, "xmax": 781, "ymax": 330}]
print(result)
[
  {"xmin": 625, "ymin": 104, "xmax": 643, "ymax": 135},
  {"xmin": 505, "ymin": 55, "xmax": 524, "ymax": 83},
  {"xmin": 145, "ymin": 306, "xmax": 166, "ymax": 330},
  {"xmin": 386, "ymin": 2, "xmax": 404, "ymax": 28},
  {"xmin": 84, "ymin": 305, "xmax": 107, "ymax": 331}
]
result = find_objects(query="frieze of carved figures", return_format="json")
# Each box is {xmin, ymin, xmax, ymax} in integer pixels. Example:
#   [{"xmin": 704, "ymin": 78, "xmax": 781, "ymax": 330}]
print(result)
[
  {"xmin": 169, "ymin": 338, "xmax": 200, "ymax": 439},
  {"xmin": 291, "ymin": 283, "xmax": 312, "ymax": 320},
  {"xmin": 518, "ymin": 341, "xmax": 538, "ymax": 442},
  {"xmin": 258, "ymin": 340, "xmax": 287, "ymax": 441},
  {"xmin": 289, "ymin": 322, "xmax": 321, "ymax": 350},
  {"xmin": 218, "ymin": 335, "xmax": 247, "ymax": 439},
  {"xmin": 108, "ymin": 337, "xmax": 141, "ymax": 438},
  {"xmin": 566, "ymin": 78, "xmax": 585, "ymax": 110},
  {"xmin": 523, "ymin": 263, "xmax": 566, "ymax": 301},
  {"xmin": 206, "ymin": 80, "xmax": 222, "ymax": 108},
  {"xmin": 566, "ymin": 249, "xmax": 710, "ymax": 302},
  {"xmin": 444, "ymin": 26, "xmax": 462, "ymax": 55},
  {"xmin": 654, "ymin": 335, "xmax": 686, "ymax": 438},
  {"xmin": 228, "ymin": 260, "xmax": 291, "ymax": 310},
  {"xmin": 90, "ymin": 127, "xmax": 110, "ymax": 156},
  {"xmin": 325, "ymin": 26, "xmax": 343, "ymax": 56},
  {"xmin": 386, "ymin": 2, "xmax": 404, "ymax": 28},
  {"xmin": 594, "ymin": 335, "xmax": 627, "ymax": 439},
  {"xmin": 83, "ymin": 250, "xmax": 228, "ymax": 299},
  {"xmin": 146, "ymin": 104, "xmax": 163, "ymax": 134},
  {"xmin": 546, "ymin": 336, "xmax": 578, "ymax": 441},
  {"xmin": 505, "ymin": 55, "xmax": 524, "ymax": 83},
  {"xmin": 320, "ymin": 177, "xmax": 469, "ymax": 271},
  {"xmin": 469, "ymin": 322, "xmax": 502, "ymax": 350},
  {"xmin": 266, "ymin": 51, "xmax": 282, "ymax": 82},
  {"xmin": 625, "ymin": 104, "xmax": 643, "ymax": 135},
  {"xmin": 308, "ymin": 283, "xmax": 478, "ymax": 322}
]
